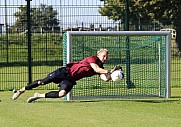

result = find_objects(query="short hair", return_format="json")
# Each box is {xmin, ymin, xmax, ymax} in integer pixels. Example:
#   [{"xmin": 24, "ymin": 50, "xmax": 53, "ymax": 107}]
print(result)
[{"xmin": 97, "ymin": 48, "xmax": 108, "ymax": 55}]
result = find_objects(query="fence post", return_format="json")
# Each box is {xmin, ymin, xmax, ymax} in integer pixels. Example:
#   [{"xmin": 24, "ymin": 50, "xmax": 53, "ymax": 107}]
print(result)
[
  {"xmin": 26, "ymin": 0, "xmax": 32, "ymax": 84},
  {"xmin": 124, "ymin": 0, "xmax": 133, "ymax": 88},
  {"xmin": 5, "ymin": 0, "xmax": 9, "ymax": 63}
]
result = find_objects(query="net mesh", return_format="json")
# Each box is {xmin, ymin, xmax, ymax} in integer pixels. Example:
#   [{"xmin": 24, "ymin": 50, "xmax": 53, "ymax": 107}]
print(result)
[{"xmin": 63, "ymin": 33, "xmax": 167, "ymax": 99}]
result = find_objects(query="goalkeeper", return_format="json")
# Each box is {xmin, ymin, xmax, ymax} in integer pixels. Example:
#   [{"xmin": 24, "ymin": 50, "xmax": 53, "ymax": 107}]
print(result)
[{"xmin": 12, "ymin": 49, "xmax": 121, "ymax": 103}]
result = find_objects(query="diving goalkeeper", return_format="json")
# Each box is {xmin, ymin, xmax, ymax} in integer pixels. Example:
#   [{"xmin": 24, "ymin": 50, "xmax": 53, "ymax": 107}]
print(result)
[{"xmin": 12, "ymin": 49, "xmax": 121, "ymax": 103}]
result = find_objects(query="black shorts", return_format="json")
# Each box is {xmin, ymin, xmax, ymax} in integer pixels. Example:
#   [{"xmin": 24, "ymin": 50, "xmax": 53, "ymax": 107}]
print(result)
[
  {"xmin": 48, "ymin": 67, "xmax": 76, "ymax": 93},
  {"xmin": 48, "ymin": 67, "xmax": 69, "ymax": 84},
  {"xmin": 59, "ymin": 80, "xmax": 74, "ymax": 93}
]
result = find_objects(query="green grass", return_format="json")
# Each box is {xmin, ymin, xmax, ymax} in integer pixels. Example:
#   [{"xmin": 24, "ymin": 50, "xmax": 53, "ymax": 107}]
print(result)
[{"xmin": 0, "ymin": 88, "xmax": 181, "ymax": 127}]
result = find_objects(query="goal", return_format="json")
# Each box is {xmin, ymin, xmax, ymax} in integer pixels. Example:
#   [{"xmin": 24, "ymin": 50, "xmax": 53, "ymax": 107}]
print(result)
[{"xmin": 63, "ymin": 31, "xmax": 171, "ymax": 100}]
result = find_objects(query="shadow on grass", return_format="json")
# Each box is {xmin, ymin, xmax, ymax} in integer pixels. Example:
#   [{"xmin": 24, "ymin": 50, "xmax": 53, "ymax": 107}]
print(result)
[
  {"xmin": 31, "ymin": 97, "xmax": 181, "ymax": 104},
  {"xmin": 79, "ymin": 99, "xmax": 181, "ymax": 104},
  {"xmin": 127, "ymin": 99, "xmax": 180, "ymax": 103}
]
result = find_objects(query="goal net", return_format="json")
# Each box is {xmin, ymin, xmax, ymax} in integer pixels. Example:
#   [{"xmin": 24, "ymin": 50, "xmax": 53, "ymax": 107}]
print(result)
[{"xmin": 63, "ymin": 31, "xmax": 171, "ymax": 100}]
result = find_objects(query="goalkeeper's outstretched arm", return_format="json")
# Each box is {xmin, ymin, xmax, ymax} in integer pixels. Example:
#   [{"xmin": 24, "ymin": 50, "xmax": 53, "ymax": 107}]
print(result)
[
  {"xmin": 99, "ymin": 65, "xmax": 122, "ymax": 82},
  {"xmin": 100, "ymin": 74, "xmax": 111, "ymax": 82},
  {"xmin": 90, "ymin": 63, "xmax": 110, "ymax": 74},
  {"xmin": 90, "ymin": 63, "xmax": 122, "ymax": 82}
]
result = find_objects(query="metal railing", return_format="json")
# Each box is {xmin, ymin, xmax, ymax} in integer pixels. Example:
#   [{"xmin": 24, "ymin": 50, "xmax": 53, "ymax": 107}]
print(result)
[{"xmin": 0, "ymin": 0, "xmax": 180, "ymax": 91}]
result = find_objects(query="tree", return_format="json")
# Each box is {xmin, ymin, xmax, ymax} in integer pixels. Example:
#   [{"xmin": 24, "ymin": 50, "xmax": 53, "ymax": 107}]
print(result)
[
  {"xmin": 99, "ymin": 0, "xmax": 181, "ymax": 50},
  {"xmin": 13, "ymin": 5, "xmax": 35, "ymax": 32},
  {"xmin": 33, "ymin": 4, "xmax": 59, "ymax": 32},
  {"xmin": 99, "ymin": 0, "xmax": 152, "ymax": 26},
  {"xmin": 13, "ymin": 4, "xmax": 59, "ymax": 33},
  {"xmin": 99, "ymin": 0, "xmax": 125, "ymax": 21}
]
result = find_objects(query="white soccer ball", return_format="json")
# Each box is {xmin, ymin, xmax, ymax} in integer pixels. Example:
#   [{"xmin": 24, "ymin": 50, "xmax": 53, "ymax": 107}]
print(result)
[{"xmin": 111, "ymin": 69, "xmax": 124, "ymax": 82}]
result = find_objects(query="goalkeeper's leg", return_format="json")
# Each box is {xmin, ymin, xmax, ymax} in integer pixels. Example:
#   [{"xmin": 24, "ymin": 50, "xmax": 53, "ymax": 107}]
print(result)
[
  {"xmin": 27, "ymin": 80, "xmax": 74, "ymax": 103},
  {"xmin": 12, "ymin": 76, "xmax": 53, "ymax": 100}
]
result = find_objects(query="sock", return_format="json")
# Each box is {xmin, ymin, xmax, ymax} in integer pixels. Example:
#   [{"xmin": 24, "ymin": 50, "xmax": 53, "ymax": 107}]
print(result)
[
  {"xmin": 25, "ymin": 80, "xmax": 39, "ymax": 90},
  {"xmin": 38, "ymin": 93, "xmax": 45, "ymax": 98},
  {"xmin": 20, "ymin": 87, "xmax": 25, "ymax": 92},
  {"xmin": 45, "ymin": 91, "xmax": 59, "ymax": 98}
]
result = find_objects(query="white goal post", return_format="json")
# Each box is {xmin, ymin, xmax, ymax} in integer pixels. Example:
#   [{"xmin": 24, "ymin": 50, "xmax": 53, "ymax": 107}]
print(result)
[{"xmin": 64, "ymin": 31, "xmax": 171, "ymax": 100}]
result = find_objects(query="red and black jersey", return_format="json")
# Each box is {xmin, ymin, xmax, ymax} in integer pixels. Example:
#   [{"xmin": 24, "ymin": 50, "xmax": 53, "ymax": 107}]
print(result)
[{"xmin": 66, "ymin": 56, "xmax": 104, "ymax": 81}]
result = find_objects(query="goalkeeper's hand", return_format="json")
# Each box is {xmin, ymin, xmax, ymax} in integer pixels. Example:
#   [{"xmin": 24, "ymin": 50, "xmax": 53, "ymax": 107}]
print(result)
[{"xmin": 110, "ymin": 65, "xmax": 122, "ymax": 74}]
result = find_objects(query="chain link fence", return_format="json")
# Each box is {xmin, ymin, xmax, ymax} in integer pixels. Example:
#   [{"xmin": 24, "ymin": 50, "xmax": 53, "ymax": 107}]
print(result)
[{"xmin": 0, "ymin": 0, "xmax": 180, "ymax": 91}]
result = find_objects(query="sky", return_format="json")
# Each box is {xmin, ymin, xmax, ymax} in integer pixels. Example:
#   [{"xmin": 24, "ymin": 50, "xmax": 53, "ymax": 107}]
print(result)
[{"xmin": 0, "ymin": 0, "xmax": 117, "ymax": 31}]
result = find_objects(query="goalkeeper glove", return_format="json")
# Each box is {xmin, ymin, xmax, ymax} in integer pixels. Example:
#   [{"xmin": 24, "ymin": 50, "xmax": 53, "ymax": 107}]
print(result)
[{"xmin": 110, "ymin": 65, "xmax": 122, "ymax": 73}]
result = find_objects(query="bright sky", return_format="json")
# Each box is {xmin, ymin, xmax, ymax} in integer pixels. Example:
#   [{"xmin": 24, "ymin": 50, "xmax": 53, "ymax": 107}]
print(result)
[{"xmin": 0, "ymin": 0, "xmax": 116, "ymax": 29}]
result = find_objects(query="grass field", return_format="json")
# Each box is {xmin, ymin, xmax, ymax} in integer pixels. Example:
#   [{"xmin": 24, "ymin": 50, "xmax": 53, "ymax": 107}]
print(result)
[{"xmin": 0, "ymin": 88, "xmax": 181, "ymax": 127}]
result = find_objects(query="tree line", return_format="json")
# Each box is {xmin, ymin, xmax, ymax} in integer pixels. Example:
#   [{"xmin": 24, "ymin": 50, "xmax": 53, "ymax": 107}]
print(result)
[
  {"xmin": 99, "ymin": 0, "xmax": 181, "ymax": 50},
  {"xmin": 11, "ymin": 1, "xmax": 180, "ymax": 51},
  {"xmin": 12, "ymin": 4, "xmax": 59, "ymax": 33}
]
